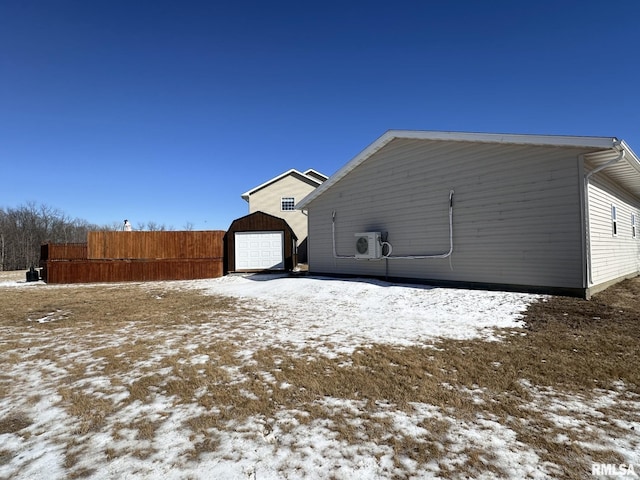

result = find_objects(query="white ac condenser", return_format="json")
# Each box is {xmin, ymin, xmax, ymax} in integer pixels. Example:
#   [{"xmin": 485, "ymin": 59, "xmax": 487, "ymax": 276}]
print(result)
[{"xmin": 354, "ymin": 232, "xmax": 382, "ymax": 259}]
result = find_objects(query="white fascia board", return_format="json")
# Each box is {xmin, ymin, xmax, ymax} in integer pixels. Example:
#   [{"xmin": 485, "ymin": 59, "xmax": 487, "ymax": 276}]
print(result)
[
  {"xmin": 296, "ymin": 130, "xmax": 620, "ymax": 209},
  {"xmin": 296, "ymin": 132, "xmax": 397, "ymax": 209},
  {"xmin": 241, "ymin": 169, "xmax": 324, "ymax": 201},
  {"xmin": 619, "ymin": 140, "xmax": 640, "ymax": 174},
  {"xmin": 242, "ymin": 169, "xmax": 298, "ymax": 201},
  {"xmin": 386, "ymin": 130, "xmax": 618, "ymax": 149}
]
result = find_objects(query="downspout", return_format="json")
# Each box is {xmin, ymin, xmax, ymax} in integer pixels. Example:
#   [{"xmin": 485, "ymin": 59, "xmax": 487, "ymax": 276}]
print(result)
[
  {"xmin": 300, "ymin": 209, "xmax": 308, "ymax": 266},
  {"xmin": 583, "ymin": 143, "xmax": 625, "ymax": 287},
  {"xmin": 585, "ymin": 144, "xmax": 625, "ymax": 182}
]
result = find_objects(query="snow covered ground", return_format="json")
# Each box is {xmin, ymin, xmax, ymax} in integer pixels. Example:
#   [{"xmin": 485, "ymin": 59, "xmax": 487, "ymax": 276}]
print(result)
[
  {"xmin": 177, "ymin": 274, "xmax": 538, "ymax": 356},
  {"xmin": 1, "ymin": 274, "xmax": 638, "ymax": 479}
]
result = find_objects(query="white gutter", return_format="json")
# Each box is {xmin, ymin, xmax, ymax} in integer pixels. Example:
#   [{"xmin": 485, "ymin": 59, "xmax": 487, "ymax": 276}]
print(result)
[{"xmin": 585, "ymin": 142, "xmax": 625, "ymax": 182}]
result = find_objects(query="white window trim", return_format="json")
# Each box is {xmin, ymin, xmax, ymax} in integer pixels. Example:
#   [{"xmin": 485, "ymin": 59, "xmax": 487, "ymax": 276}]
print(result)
[{"xmin": 611, "ymin": 205, "xmax": 618, "ymax": 237}]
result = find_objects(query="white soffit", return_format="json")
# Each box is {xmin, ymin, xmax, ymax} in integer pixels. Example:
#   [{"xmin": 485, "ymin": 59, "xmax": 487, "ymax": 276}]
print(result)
[{"xmin": 585, "ymin": 140, "xmax": 640, "ymax": 196}]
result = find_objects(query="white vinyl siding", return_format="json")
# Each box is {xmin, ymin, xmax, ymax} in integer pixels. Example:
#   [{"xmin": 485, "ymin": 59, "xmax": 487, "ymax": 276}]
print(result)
[
  {"xmin": 587, "ymin": 177, "xmax": 640, "ymax": 285},
  {"xmin": 306, "ymin": 139, "xmax": 587, "ymax": 290},
  {"xmin": 248, "ymin": 175, "xmax": 317, "ymax": 247}
]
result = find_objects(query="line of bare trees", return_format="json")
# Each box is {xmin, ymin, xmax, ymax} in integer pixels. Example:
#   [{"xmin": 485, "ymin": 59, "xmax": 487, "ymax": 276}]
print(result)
[
  {"xmin": 0, "ymin": 202, "xmax": 180, "ymax": 271},
  {"xmin": 0, "ymin": 203, "xmax": 182, "ymax": 271},
  {"xmin": 0, "ymin": 203, "xmax": 97, "ymax": 271}
]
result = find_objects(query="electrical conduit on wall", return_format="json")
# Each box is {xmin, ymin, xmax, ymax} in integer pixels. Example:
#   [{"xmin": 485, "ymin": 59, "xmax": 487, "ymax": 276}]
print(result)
[{"xmin": 332, "ymin": 189, "xmax": 455, "ymax": 260}]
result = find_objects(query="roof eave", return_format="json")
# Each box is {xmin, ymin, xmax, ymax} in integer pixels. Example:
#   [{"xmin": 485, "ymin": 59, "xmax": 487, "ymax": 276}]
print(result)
[
  {"xmin": 303, "ymin": 169, "xmax": 329, "ymax": 181},
  {"xmin": 296, "ymin": 132, "xmax": 398, "ymax": 209},
  {"xmin": 296, "ymin": 130, "xmax": 623, "ymax": 210},
  {"xmin": 385, "ymin": 130, "xmax": 618, "ymax": 149},
  {"xmin": 619, "ymin": 140, "xmax": 640, "ymax": 172},
  {"xmin": 242, "ymin": 168, "xmax": 324, "ymax": 201}
]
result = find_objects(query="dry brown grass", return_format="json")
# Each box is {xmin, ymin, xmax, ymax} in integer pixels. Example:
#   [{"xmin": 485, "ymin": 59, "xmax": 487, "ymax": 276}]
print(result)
[
  {"xmin": 0, "ymin": 413, "xmax": 33, "ymax": 435},
  {"xmin": 1, "ymin": 276, "xmax": 639, "ymax": 479}
]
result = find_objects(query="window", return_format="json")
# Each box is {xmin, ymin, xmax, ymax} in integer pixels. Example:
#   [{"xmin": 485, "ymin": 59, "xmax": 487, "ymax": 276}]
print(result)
[
  {"xmin": 633, "ymin": 213, "xmax": 637, "ymax": 239},
  {"xmin": 611, "ymin": 205, "xmax": 618, "ymax": 236},
  {"xmin": 281, "ymin": 197, "xmax": 295, "ymax": 211}
]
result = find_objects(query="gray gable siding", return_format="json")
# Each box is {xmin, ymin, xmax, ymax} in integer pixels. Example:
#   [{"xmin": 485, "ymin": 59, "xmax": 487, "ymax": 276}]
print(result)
[{"xmin": 306, "ymin": 138, "xmax": 590, "ymax": 290}]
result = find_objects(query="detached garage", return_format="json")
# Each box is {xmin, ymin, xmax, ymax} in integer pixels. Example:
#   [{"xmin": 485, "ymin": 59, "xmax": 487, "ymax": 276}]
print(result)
[{"xmin": 225, "ymin": 211, "xmax": 297, "ymax": 273}]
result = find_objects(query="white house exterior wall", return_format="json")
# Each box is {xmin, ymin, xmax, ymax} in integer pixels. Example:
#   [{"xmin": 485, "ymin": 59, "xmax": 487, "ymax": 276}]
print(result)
[
  {"xmin": 306, "ymin": 138, "xmax": 590, "ymax": 291},
  {"xmin": 248, "ymin": 175, "xmax": 317, "ymax": 245},
  {"xmin": 587, "ymin": 175, "xmax": 640, "ymax": 286}
]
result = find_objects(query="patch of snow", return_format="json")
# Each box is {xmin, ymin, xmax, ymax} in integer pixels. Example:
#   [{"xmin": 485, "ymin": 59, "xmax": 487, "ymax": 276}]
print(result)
[{"xmin": 174, "ymin": 274, "xmax": 538, "ymax": 356}]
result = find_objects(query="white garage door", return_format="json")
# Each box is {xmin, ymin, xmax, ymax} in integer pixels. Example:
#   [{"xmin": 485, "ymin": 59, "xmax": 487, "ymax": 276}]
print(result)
[{"xmin": 235, "ymin": 231, "xmax": 284, "ymax": 271}]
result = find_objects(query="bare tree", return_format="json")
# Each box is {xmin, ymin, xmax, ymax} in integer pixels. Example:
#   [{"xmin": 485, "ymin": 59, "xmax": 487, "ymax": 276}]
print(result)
[
  {"xmin": 103, "ymin": 221, "xmax": 126, "ymax": 231},
  {"xmin": 0, "ymin": 203, "xmax": 182, "ymax": 270},
  {"xmin": 0, "ymin": 231, "xmax": 5, "ymax": 272},
  {"xmin": 136, "ymin": 221, "xmax": 174, "ymax": 231},
  {"xmin": 0, "ymin": 203, "xmax": 98, "ymax": 270}
]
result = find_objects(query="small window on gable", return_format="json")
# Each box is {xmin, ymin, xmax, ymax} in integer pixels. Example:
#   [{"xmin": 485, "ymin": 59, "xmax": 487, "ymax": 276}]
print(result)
[
  {"xmin": 632, "ymin": 213, "xmax": 637, "ymax": 239},
  {"xmin": 611, "ymin": 205, "xmax": 618, "ymax": 237},
  {"xmin": 281, "ymin": 197, "xmax": 295, "ymax": 211}
]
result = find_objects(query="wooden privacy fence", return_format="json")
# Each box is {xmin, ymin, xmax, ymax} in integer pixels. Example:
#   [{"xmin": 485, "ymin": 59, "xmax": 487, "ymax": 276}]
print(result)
[
  {"xmin": 41, "ymin": 243, "xmax": 88, "ymax": 261},
  {"xmin": 41, "ymin": 231, "xmax": 225, "ymax": 284},
  {"xmin": 87, "ymin": 231, "xmax": 223, "ymax": 259},
  {"xmin": 43, "ymin": 258, "xmax": 222, "ymax": 284}
]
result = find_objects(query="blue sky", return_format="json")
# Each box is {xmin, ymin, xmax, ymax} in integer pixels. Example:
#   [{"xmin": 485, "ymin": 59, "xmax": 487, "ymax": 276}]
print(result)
[{"xmin": 2, "ymin": 1, "xmax": 640, "ymax": 230}]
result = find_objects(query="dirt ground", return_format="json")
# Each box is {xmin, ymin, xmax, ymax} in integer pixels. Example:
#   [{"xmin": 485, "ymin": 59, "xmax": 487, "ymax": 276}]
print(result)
[{"xmin": 524, "ymin": 276, "xmax": 640, "ymax": 329}]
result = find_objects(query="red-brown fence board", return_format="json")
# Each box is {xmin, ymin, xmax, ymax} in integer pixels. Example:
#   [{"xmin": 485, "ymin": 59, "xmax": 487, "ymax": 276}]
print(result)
[
  {"xmin": 41, "ymin": 243, "xmax": 88, "ymax": 261},
  {"xmin": 44, "ymin": 259, "xmax": 223, "ymax": 284},
  {"xmin": 41, "ymin": 230, "xmax": 226, "ymax": 283},
  {"xmin": 87, "ymin": 231, "xmax": 225, "ymax": 260}
]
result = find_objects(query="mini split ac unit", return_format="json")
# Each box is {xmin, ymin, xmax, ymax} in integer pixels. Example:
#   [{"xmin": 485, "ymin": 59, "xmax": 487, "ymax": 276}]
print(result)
[{"xmin": 354, "ymin": 232, "xmax": 382, "ymax": 259}]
